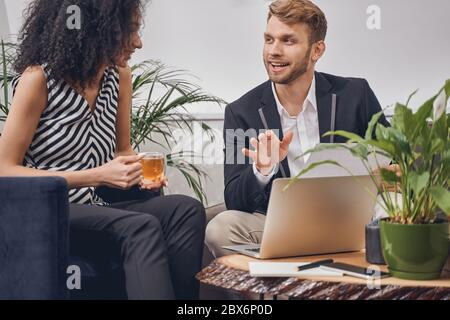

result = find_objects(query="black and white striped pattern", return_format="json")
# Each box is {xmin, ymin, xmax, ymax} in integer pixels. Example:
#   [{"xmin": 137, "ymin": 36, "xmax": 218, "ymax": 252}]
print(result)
[{"xmin": 12, "ymin": 65, "xmax": 119, "ymax": 205}]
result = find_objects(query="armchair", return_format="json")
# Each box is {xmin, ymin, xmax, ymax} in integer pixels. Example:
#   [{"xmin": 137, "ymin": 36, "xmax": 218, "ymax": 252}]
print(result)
[{"xmin": 0, "ymin": 176, "xmax": 224, "ymax": 299}]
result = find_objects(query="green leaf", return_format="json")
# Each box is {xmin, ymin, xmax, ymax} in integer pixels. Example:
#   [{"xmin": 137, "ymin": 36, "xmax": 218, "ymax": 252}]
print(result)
[
  {"xmin": 293, "ymin": 142, "xmax": 349, "ymax": 162},
  {"xmin": 1, "ymin": 40, "xmax": 8, "ymax": 116},
  {"xmin": 350, "ymin": 143, "xmax": 369, "ymax": 160},
  {"xmin": 447, "ymin": 112, "xmax": 450, "ymax": 130},
  {"xmin": 376, "ymin": 126, "xmax": 411, "ymax": 156},
  {"xmin": 366, "ymin": 139, "xmax": 397, "ymax": 157},
  {"xmin": 430, "ymin": 111, "xmax": 448, "ymax": 142},
  {"xmin": 323, "ymin": 130, "xmax": 363, "ymax": 143},
  {"xmin": 444, "ymin": 79, "xmax": 450, "ymax": 97},
  {"xmin": 429, "ymin": 187, "xmax": 450, "ymax": 215},
  {"xmin": 430, "ymin": 139, "xmax": 445, "ymax": 155},
  {"xmin": 391, "ymin": 103, "xmax": 413, "ymax": 139},
  {"xmin": 410, "ymin": 96, "xmax": 434, "ymax": 140},
  {"xmin": 365, "ymin": 111, "xmax": 383, "ymax": 140},
  {"xmin": 408, "ymin": 171, "xmax": 430, "ymax": 194},
  {"xmin": 285, "ymin": 160, "xmax": 354, "ymax": 192},
  {"xmin": 405, "ymin": 89, "xmax": 419, "ymax": 106}
]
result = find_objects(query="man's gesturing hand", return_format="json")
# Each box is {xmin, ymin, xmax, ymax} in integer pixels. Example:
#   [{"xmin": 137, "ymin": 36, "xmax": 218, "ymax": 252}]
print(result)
[{"xmin": 242, "ymin": 130, "xmax": 293, "ymax": 176}]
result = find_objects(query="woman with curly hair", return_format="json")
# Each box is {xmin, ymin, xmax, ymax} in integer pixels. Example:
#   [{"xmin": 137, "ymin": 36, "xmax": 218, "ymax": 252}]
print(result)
[{"xmin": 0, "ymin": 0, "xmax": 206, "ymax": 300}]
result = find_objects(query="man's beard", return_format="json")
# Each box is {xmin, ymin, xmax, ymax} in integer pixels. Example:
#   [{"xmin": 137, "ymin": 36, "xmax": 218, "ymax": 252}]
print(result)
[{"xmin": 266, "ymin": 45, "xmax": 312, "ymax": 85}]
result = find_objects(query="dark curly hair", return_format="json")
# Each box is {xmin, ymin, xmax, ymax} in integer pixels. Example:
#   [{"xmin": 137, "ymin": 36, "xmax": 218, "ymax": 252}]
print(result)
[{"xmin": 14, "ymin": 0, "xmax": 146, "ymax": 89}]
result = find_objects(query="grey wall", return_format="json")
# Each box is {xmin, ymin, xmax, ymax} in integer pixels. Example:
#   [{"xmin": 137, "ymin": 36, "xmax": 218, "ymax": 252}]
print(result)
[
  {"xmin": 140, "ymin": 0, "xmax": 450, "ymax": 115},
  {"xmin": 0, "ymin": 0, "xmax": 10, "ymax": 41},
  {"xmin": 1, "ymin": 0, "xmax": 28, "ymax": 41}
]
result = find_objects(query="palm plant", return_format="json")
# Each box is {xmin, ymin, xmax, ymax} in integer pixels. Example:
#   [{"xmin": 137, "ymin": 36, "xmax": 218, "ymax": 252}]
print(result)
[
  {"xmin": 130, "ymin": 60, "xmax": 225, "ymax": 203},
  {"xmin": 0, "ymin": 42, "xmax": 226, "ymax": 204},
  {"xmin": 0, "ymin": 40, "xmax": 17, "ymax": 122}
]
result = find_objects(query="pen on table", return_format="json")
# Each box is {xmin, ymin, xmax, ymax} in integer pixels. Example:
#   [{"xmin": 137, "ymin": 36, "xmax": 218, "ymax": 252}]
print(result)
[{"xmin": 297, "ymin": 259, "xmax": 334, "ymax": 271}]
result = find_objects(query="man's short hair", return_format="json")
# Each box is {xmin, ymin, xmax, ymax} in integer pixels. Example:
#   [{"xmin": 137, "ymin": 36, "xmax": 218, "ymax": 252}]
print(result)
[{"xmin": 268, "ymin": 0, "xmax": 328, "ymax": 44}]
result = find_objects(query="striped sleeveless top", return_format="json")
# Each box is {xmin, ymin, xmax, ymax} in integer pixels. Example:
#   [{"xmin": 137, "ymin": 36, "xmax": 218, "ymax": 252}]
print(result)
[{"xmin": 12, "ymin": 65, "xmax": 119, "ymax": 205}]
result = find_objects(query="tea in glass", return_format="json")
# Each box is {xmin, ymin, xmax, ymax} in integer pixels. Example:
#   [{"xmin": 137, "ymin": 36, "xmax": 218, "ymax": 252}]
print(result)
[{"xmin": 141, "ymin": 152, "xmax": 165, "ymax": 182}]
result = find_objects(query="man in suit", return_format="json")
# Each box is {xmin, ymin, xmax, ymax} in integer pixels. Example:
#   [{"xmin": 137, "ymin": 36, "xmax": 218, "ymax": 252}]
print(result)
[{"xmin": 205, "ymin": 0, "xmax": 390, "ymax": 258}]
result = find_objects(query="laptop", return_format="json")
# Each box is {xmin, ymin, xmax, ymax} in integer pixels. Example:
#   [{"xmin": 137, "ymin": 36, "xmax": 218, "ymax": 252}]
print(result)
[{"xmin": 223, "ymin": 145, "xmax": 390, "ymax": 259}]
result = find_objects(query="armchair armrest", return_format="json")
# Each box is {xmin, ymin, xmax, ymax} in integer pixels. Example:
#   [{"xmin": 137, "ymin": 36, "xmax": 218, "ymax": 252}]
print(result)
[{"xmin": 0, "ymin": 177, "xmax": 69, "ymax": 299}]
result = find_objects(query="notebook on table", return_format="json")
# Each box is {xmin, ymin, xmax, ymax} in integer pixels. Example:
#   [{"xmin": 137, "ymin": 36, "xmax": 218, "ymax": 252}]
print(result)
[{"xmin": 249, "ymin": 262, "xmax": 343, "ymax": 277}]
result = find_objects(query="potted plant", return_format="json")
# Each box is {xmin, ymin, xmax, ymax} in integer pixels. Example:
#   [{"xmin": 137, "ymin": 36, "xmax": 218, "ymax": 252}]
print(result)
[
  {"xmin": 129, "ymin": 60, "xmax": 225, "ymax": 203},
  {"xmin": 1, "ymin": 40, "xmax": 225, "ymax": 204},
  {"xmin": 289, "ymin": 80, "xmax": 450, "ymax": 280}
]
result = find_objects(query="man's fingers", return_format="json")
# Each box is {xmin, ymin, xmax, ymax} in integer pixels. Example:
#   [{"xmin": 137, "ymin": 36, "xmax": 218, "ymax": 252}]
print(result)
[
  {"xmin": 242, "ymin": 148, "xmax": 256, "ymax": 159},
  {"xmin": 264, "ymin": 131, "xmax": 274, "ymax": 158},
  {"xmin": 258, "ymin": 132, "xmax": 268, "ymax": 146},
  {"xmin": 280, "ymin": 131, "xmax": 294, "ymax": 148},
  {"xmin": 250, "ymin": 137, "xmax": 259, "ymax": 150}
]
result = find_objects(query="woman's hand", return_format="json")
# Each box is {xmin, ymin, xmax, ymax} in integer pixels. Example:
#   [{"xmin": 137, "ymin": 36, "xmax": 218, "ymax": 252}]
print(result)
[
  {"xmin": 139, "ymin": 175, "xmax": 169, "ymax": 191},
  {"xmin": 96, "ymin": 154, "xmax": 145, "ymax": 189}
]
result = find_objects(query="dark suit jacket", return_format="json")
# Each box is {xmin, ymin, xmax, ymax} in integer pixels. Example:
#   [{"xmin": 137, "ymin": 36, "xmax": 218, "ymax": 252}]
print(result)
[{"xmin": 223, "ymin": 71, "xmax": 389, "ymax": 214}]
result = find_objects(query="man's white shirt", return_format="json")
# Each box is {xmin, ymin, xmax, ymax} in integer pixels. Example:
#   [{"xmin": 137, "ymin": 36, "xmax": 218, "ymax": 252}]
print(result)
[{"xmin": 252, "ymin": 76, "xmax": 321, "ymax": 186}]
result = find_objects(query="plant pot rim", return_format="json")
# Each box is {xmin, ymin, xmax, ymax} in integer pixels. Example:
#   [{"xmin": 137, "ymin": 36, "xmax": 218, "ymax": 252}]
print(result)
[{"xmin": 380, "ymin": 218, "xmax": 449, "ymax": 227}]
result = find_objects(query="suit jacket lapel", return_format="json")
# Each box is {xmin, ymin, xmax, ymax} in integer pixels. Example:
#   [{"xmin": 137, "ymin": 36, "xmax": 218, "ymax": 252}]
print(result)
[
  {"xmin": 259, "ymin": 81, "xmax": 283, "ymax": 138},
  {"xmin": 258, "ymin": 81, "xmax": 291, "ymax": 178},
  {"xmin": 315, "ymin": 72, "xmax": 334, "ymax": 143}
]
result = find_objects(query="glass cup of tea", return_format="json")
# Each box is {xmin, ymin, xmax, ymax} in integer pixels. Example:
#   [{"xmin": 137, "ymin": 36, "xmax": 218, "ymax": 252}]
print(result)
[{"xmin": 140, "ymin": 152, "xmax": 165, "ymax": 183}]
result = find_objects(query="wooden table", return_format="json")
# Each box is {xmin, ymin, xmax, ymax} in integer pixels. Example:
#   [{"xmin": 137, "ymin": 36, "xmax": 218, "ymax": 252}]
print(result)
[{"xmin": 197, "ymin": 252, "xmax": 450, "ymax": 300}]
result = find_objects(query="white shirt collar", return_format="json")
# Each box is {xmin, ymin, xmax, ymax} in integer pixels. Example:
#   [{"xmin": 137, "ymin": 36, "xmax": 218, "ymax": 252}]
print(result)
[{"xmin": 271, "ymin": 74, "xmax": 317, "ymax": 117}]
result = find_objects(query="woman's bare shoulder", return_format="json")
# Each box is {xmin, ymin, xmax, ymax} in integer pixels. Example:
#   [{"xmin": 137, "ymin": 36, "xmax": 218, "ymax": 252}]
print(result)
[
  {"xmin": 17, "ymin": 65, "xmax": 47, "ymax": 88},
  {"xmin": 118, "ymin": 65, "xmax": 132, "ymax": 82},
  {"xmin": 13, "ymin": 65, "xmax": 48, "ymax": 112}
]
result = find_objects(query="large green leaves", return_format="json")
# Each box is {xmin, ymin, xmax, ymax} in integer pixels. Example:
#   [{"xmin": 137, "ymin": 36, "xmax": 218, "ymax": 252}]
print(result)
[
  {"xmin": 408, "ymin": 171, "xmax": 430, "ymax": 194},
  {"xmin": 410, "ymin": 95, "xmax": 434, "ymax": 142},
  {"xmin": 429, "ymin": 187, "xmax": 450, "ymax": 215},
  {"xmin": 365, "ymin": 110, "xmax": 383, "ymax": 140},
  {"xmin": 289, "ymin": 80, "xmax": 450, "ymax": 224},
  {"xmin": 391, "ymin": 103, "xmax": 413, "ymax": 139},
  {"xmin": 375, "ymin": 125, "xmax": 411, "ymax": 158},
  {"xmin": 323, "ymin": 130, "xmax": 363, "ymax": 143},
  {"xmin": 444, "ymin": 79, "xmax": 450, "ymax": 97},
  {"xmin": 285, "ymin": 159, "xmax": 353, "ymax": 191}
]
